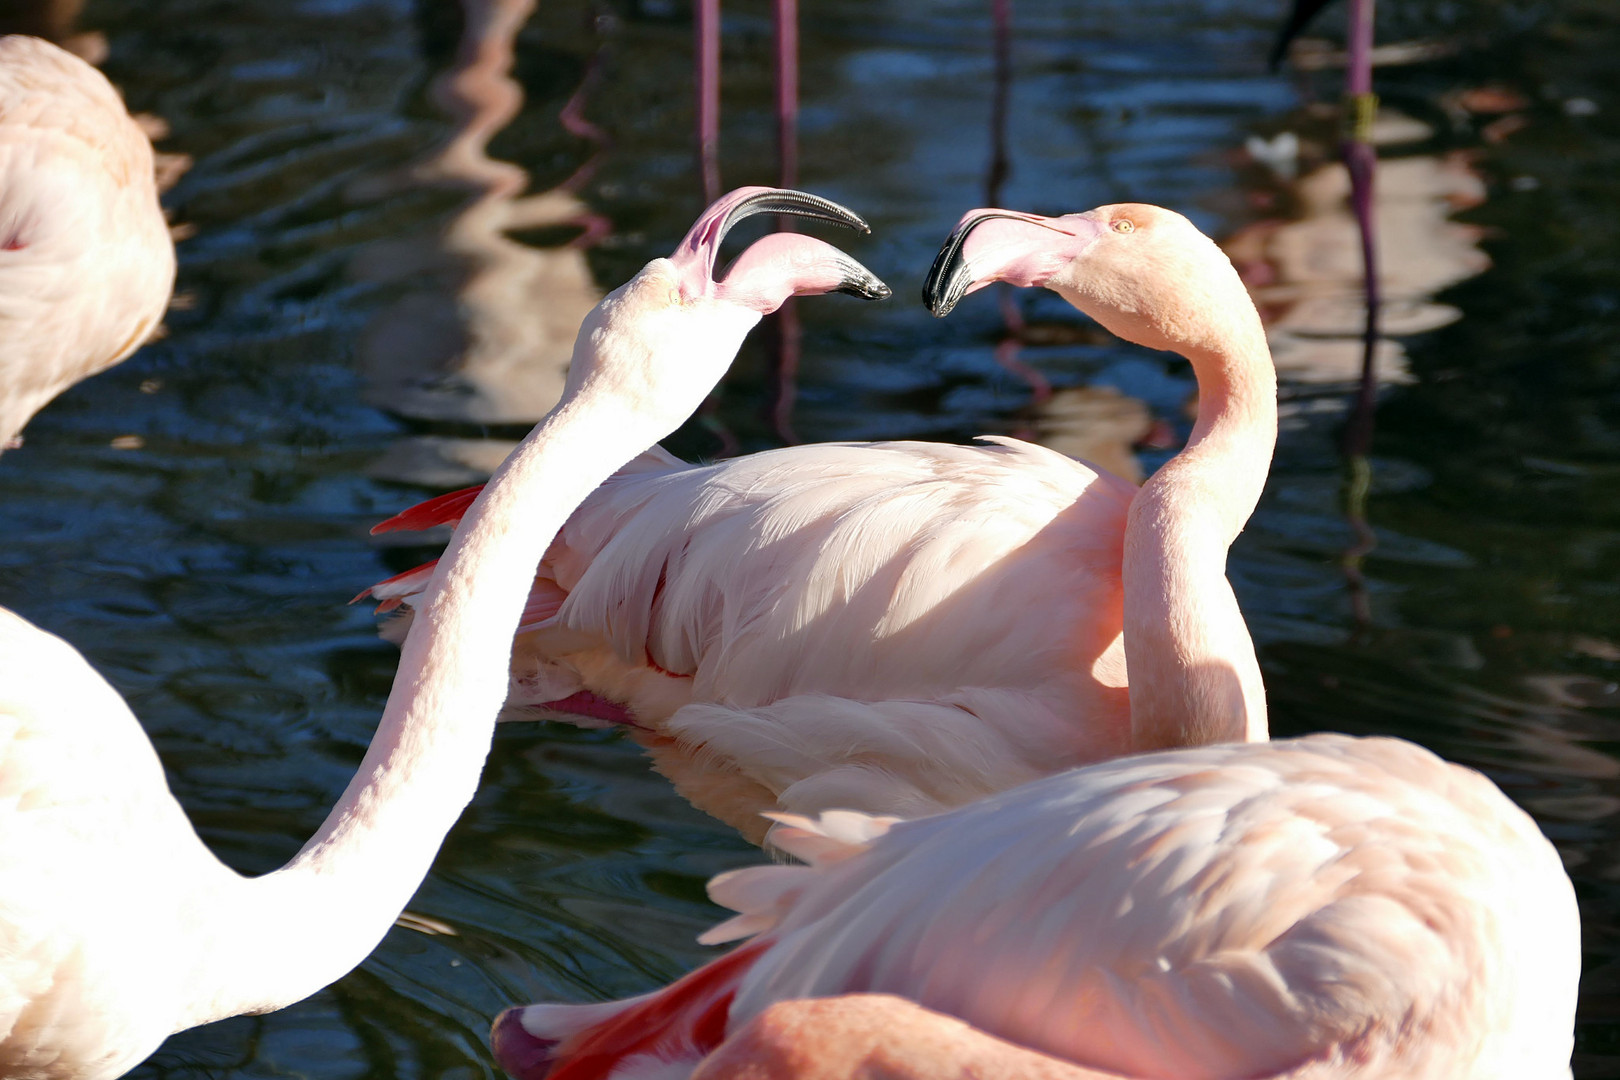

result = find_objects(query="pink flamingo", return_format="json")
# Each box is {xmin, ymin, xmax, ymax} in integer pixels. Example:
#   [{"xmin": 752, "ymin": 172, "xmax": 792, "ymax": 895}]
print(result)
[
  {"xmin": 487, "ymin": 203, "xmax": 1579, "ymax": 1080},
  {"xmin": 360, "ymin": 206, "xmax": 1273, "ymax": 844},
  {"xmin": 0, "ymin": 188, "xmax": 885, "ymax": 1079},
  {"xmin": 0, "ymin": 35, "xmax": 174, "ymax": 451}
]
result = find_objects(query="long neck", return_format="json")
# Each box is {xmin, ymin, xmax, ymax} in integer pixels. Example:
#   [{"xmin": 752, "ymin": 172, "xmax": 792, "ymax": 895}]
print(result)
[
  {"xmin": 184, "ymin": 385, "xmax": 654, "ymax": 1025},
  {"xmin": 1123, "ymin": 313, "xmax": 1276, "ymax": 750}
]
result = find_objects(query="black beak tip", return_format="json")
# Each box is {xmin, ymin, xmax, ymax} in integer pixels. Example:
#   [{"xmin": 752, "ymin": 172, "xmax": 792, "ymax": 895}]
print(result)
[
  {"xmin": 840, "ymin": 274, "xmax": 891, "ymax": 302},
  {"xmin": 922, "ymin": 270, "xmax": 968, "ymax": 318}
]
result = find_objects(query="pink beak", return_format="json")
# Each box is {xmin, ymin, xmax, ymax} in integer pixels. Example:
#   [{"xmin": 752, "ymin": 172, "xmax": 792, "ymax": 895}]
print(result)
[
  {"xmin": 922, "ymin": 208, "xmax": 1106, "ymax": 317},
  {"xmin": 670, "ymin": 186, "xmax": 884, "ymax": 304}
]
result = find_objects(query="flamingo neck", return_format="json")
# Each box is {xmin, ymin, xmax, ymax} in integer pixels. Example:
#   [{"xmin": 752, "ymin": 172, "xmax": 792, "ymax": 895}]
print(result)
[
  {"xmin": 182, "ymin": 384, "xmax": 660, "ymax": 1025},
  {"xmin": 1123, "ymin": 315, "xmax": 1276, "ymax": 751}
]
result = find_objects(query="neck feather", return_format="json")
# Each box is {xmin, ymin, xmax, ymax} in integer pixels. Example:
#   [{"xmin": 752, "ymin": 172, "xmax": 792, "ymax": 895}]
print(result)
[
  {"xmin": 182, "ymin": 387, "xmax": 657, "ymax": 1025},
  {"xmin": 1124, "ymin": 314, "xmax": 1275, "ymax": 750}
]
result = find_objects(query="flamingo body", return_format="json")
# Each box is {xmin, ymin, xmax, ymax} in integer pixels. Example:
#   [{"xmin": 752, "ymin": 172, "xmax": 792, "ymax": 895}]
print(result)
[
  {"xmin": 497, "ymin": 735, "xmax": 1579, "ymax": 1080},
  {"xmin": 367, "ymin": 206, "xmax": 1276, "ymax": 842},
  {"xmin": 0, "ymin": 36, "xmax": 174, "ymax": 449},
  {"xmin": 0, "ymin": 187, "xmax": 886, "ymax": 1078},
  {"xmin": 369, "ymin": 436, "xmax": 1135, "ymax": 836}
]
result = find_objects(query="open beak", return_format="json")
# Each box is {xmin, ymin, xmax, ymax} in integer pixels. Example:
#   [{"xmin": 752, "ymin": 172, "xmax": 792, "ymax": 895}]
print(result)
[
  {"xmin": 922, "ymin": 209, "xmax": 1104, "ymax": 317},
  {"xmin": 675, "ymin": 186, "xmax": 872, "ymax": 283}
]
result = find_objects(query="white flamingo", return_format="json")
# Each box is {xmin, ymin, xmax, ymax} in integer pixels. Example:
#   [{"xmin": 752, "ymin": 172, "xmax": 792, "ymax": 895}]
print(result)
[
  {"xmin": 0, "ymin": 187, "xmax": 887, "ymax": 1079},
  {"xmin": 361, "ymin": 206, "xmax": 1274, "ymax": 848},
  {"xmin": 0, "ymin": 35, "xmax": 174, "ymax": 451},
  {"xmin": 487, "ymin": 203, "xmax": 1580, "ymax": 1080}
]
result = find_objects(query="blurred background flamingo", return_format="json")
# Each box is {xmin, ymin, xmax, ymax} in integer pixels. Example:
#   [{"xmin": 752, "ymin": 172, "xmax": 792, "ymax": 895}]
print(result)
[{"xmin": 0, "ymin": 35, "xmax": 172, "ymax": 454}]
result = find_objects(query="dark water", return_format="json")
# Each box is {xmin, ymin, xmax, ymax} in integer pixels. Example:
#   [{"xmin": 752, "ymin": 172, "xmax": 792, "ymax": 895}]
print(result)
[{"xmin": 4, "ymin": 0, "xmax": 1618, "ymax": 1074}]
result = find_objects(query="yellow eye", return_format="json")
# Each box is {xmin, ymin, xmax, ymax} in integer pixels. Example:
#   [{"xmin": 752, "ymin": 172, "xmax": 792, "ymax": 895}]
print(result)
[{"xmin": 1112, "ymin": 219, "xmax": 1135, "ymax": 234}]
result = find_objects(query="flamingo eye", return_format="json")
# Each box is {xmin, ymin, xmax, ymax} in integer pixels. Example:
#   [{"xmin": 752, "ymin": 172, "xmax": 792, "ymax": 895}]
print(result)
[{"xmin": 1112, "ymin": 220, "xmax": 1135, "ymax": 234}]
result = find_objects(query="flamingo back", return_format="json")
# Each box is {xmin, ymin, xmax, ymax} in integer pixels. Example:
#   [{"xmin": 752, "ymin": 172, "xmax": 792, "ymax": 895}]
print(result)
[
  {"xmin": 509, "ymin": 735, "xmax": 1577, "ymax": 1079},
  {"xmin": 725, "ymin": 735, "xmax": 1579, "ymax": 1079},
  {"xmin": 364, "ymin": 437, "xmax": 1140, "ymax": 832}
]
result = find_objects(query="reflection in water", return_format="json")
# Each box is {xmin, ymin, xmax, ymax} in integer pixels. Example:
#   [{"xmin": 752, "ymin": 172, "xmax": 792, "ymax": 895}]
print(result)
[
  {"xmin": 1032, "ymin": 386, "xmax": 1151, "ymax": 485},
  {"xmin": 0, "ymin": 0, "xmax": 1611, "ymax": 1075},
  {"xmin": 1226, "ymin": 102, "xmax": 1490, "ymax": 624},
  {"xmin": 352, "ymin": 0, "xmax": 600, "ymax": 485},
  {"xmin": 957, "ymin": 0, "xmax": 1162, "ymax": 485},
  {"xmin": 1227, "ymin": 110, "xmax": 1488, "ymax": 389},
  {"xmin": 0, "ymin": 0, "xmax": 96, "ymax": 58}
]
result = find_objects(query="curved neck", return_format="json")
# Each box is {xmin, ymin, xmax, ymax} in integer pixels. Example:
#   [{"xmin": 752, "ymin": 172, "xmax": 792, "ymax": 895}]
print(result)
[
  {"xmin": 184, "ymin": 382, "xmax": 658, "ymax": 1025},
  {"xmin": 1123, "ymin": 314, "xmax": 1276, "ymax": 750}
]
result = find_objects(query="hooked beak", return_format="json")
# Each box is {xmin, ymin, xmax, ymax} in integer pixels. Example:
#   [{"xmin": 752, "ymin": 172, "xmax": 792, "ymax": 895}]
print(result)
[
  {"xmin": 675, "ymin": 186, "xmax": 872, "ymax": 285},
  {"xmin": 921, "ymin": 209, "xmax": 1105, "ymax": 317}
]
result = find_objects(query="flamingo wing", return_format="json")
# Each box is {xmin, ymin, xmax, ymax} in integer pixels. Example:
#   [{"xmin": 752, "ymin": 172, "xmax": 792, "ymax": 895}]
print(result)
[
  {"xmin": 372, "ymin": 437, "xmax": 1134, "ymax": 713},
  {"xmin": 724, "ymin": 735, "xmax": 1578, "ymax": 1079},
  {"xmin": 499, "ymin": 736, "xmax": 1578, "ymax": 1079}
]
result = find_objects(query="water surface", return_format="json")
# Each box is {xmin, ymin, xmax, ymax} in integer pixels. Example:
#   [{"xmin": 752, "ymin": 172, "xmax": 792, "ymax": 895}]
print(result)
[{"xmin": 4, "ymin": 0, "xmax": 1619, "ymax": 1074}]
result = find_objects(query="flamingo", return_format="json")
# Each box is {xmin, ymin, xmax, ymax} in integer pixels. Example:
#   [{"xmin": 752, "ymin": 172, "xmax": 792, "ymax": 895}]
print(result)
[
  {"xmin": 507, "ymin": 736, "xmax": 1579, "ymax": 1080},
  {"xmin": 0, "ymin": 186, "xmax": 887, "ymax": 1080},
  {"xmin": 486, "ymin": 203, "xmax": 1579, "ymax": 1080},
  {"xmin": 359, "ymin": 209, "xmax": 1274, "ymax": 847},
  {"xmin": 0, "ymin": 35, "xmax": 174, "ymax": 451}
]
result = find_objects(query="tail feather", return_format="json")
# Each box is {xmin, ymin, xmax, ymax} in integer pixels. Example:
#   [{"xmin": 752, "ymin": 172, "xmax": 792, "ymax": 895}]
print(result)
[
  {"xmin": 370, "ymin": 448, "xmax": 683, "ymax": 537},
  {"xmin": 370, "ymin": 484, "xmax": 483, "ymax": 535},
  {"xmin": 498, "ymin": 938, "xmax": 771, "ymax": 1080},
  {"xmin": 351, "ymin": 558, "xmax": 440, "ymax": 609}
]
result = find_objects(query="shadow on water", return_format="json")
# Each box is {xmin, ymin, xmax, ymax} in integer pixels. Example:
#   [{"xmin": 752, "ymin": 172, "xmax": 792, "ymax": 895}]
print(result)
[{"xmin": 2, "ymin": 0, "xmax": 1620, "ymax": 1075}]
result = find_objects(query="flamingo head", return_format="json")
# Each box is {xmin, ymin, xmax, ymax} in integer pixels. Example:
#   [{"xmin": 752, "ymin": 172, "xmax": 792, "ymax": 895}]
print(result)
[
  {"xmin": 559, "ymin": 188, "xmax": 888, "ymax": 436},
  {"xmin": 923, "ymin": 203, "xmax": 1247, "ymax": 357}
]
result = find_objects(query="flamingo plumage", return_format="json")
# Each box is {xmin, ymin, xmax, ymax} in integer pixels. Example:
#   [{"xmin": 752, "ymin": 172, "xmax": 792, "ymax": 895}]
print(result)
[
  {"xmin": 486, "ymin": 202, "xmax": 1579, "ymax": 1080},
  {"xmin": 0, "ymin": 35, "xmax": 174, "ymax": 451},
  {"xmin": 497, "ymin": 737, "xmax": 1578, "ymax": 1080},
  {"xmin": 0, "ymin": 186, "xmax": 886, "ymax": 1079},
  {"xmin": 362, "ymin": 210, "xmax": 1274, "ymax": 846}
]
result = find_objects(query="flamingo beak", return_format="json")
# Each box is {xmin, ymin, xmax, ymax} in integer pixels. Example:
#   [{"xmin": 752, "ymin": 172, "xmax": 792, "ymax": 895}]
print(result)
[
  {"xmin": 707, "ymin": 215, "xmax": 889, "ymax": 312},
  {"xmin": 831, "ymin": 253, "xmax": 891, "ymax": 300},
  {"xmin": 922, "ymin": 209, "xmax": 1106, "ymax": 317},
  {"xmin": 673, "ymin": 186, "xmax": 873, "ymax": 294}
]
